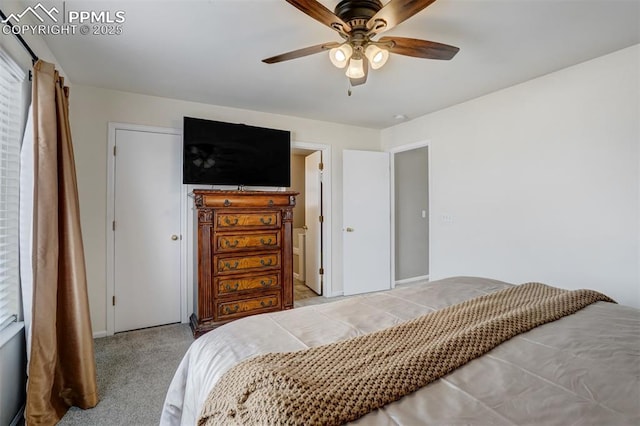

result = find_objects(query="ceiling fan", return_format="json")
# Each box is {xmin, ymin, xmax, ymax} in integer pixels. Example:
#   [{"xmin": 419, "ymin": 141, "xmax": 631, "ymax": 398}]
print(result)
[{"xmin": 262, "ymin": 0, "xmax": 460, "ymax": 87}]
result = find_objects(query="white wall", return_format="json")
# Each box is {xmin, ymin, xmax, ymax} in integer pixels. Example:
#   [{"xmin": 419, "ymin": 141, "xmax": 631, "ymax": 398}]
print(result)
[
  {"xmin": 69, "ymin": 44, "xmax": 640, "ymax": 336},
  {"xmin": 68, "ymin": 86, "xmax": 380, "ymax": 335},
  {"xmin": 382, "ymin": 45, "xmax": 640, "ymax": 308}
]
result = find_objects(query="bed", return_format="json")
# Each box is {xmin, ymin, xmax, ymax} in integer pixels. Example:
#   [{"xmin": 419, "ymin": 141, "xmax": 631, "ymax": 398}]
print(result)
[{"xmin": 160, "ymin": 277, "xmax": 640, "ymax": 425}]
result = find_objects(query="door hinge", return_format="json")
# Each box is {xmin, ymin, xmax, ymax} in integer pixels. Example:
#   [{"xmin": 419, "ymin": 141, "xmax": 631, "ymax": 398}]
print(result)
[
  {"xmin": 112, "ymin": 296, "xmax": 116, "ymax": 306},
  {"xmin": 318, "ymin": 162, "xmax": 324, "ymax": 171},
  {"xmin": 319, "ymin": 215, "xmax": 324, "ymax": 223},
  {"xmin": 112, "ymin": 220, "xmax": 116, "ymax": 231},
  {"xmin": 113, "ymin": 145, "xmax": 116, "ymax": 156},
  {"xmin": 319, "ymin": 268, "xmax": 324, "ymax": 275}
]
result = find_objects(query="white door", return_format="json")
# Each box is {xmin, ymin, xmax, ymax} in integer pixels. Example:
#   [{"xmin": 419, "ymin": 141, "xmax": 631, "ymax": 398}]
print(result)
[
  {"xmin": 343, "ymin": 150, "xmax": 391, "ymax": 295},
  {"xmin": 305, "ymin": 151, "xmax": 322, "ymax": 294},
  {"xmin": 113, "ymin": 129, "xmax": 182, "ymax": 332}
]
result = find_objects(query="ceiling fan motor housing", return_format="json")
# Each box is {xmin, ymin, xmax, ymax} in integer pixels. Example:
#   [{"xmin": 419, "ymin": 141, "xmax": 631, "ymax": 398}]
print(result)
[{"xmin": 335, "ymin": 0, "xmax": 383, "ymax": 30}]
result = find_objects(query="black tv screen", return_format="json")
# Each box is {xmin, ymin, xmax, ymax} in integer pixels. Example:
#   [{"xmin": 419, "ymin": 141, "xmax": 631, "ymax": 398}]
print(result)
[{"xmin": 183, "ymin": 117, "xmax": 291, "ymax": 186}]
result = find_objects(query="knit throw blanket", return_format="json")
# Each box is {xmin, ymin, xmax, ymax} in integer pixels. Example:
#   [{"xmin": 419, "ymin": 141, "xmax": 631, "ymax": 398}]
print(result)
[{"xmin": 198, "ymin": 283, "xmax": 614, "ymax": 425}]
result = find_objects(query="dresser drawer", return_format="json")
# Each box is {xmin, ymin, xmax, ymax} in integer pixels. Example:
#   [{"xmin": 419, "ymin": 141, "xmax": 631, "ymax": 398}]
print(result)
[
  {"xmin": 215, "ymin": 252, "xmax": 280, "ymax": 274},
  {"xmin": 200, "ymin": 192, "xmax": 294, "ymax": 209},
  {"xmin": 214, "ymin": 231, "xmax": 280, "ymax": 253},
  {"xmin": 217, "ymin": 293, "xmax": 281, "ymax": 320},
  {"xmin": 216, "ymin": 211, "xmax": 281, "ymax": 230},
  {"xmin": 215, "ymin": 273, "xmax": 280, "ymax": 296}
]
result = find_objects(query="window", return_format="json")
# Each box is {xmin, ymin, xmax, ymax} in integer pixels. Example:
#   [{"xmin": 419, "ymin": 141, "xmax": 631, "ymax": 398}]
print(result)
[{"xmin": 0, "ymin": 49, "xmax": 25, "ymax": 331}]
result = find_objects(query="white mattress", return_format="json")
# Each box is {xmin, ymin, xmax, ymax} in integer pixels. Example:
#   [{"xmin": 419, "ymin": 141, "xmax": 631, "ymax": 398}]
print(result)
[{"xmin": 160, "ymin": 277, "xmax": 640, "ymax": 425}]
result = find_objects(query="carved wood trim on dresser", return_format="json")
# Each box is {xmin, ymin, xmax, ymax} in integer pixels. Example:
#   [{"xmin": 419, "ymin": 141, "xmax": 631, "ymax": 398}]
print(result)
[{"xmin": 190, "ymin": 190, "xmax": 298, "ymax": 337}]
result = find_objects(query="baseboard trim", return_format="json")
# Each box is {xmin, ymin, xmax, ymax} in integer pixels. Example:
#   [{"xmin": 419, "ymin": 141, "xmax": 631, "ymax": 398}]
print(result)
[
  {"xmin": 395, "ymin": 275, "xmax": 430, "ymax": 285},
  {"xmin": 93, "ymin": 330, "xmax": 107, "ymax": 339},
  {"xmin": 10, "ymin": 404, "xmax": 24, "ymax": 426}
]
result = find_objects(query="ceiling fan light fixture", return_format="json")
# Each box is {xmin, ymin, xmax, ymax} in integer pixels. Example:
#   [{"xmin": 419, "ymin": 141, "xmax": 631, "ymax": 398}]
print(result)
[
  {"xmin": 345, "ymin": 57, "xmax": 365, "ymax": 79},
  {"xmin": 365, "ymin": 44, "xmax": 389, "ymax": 70},
  {"xmin": 329, "ymin": 43, "xmax": 353, "ymax": 68}
]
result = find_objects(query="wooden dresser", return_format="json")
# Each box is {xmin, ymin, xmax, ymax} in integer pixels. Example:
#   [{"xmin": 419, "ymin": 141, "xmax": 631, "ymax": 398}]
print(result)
[{"xmin": 190, "ymin": 190, "xmax": 297, "ymax": 337}]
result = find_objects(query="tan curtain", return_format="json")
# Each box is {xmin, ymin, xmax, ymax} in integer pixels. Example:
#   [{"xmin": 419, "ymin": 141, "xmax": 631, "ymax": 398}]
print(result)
[{"xmin": 25, "ymin": 60, "xmax": 98, "ymax": 425}]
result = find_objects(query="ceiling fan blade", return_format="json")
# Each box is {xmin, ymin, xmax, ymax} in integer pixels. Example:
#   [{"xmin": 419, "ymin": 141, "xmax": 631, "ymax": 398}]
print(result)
[
  {"xmin": 262, "ymin": 42, "xmax": 340, "ymax": 64},
  {"xmin": 379, "ymin": 36, "xmax": 459, "ymax": 60},
  {"xmin": 367, "ymin": 0, "xmax": 438, "ymax": 35},
  {"xmin": 286, "ymin": 0, "xmax": 352, "ymax": 34}
]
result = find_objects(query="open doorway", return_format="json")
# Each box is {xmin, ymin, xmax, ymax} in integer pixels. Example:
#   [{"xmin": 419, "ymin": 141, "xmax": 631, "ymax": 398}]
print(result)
[
  {"xmin": 289, "ymin": 146, "xmax": 327, "ymax": 303},
  {"xmin": 391, "ymin": 142, "xmax": 430, "ymax": 286}
]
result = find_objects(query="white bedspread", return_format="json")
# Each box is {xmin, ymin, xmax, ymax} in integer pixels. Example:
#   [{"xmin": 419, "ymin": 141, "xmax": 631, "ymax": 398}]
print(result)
[{"xmin": 160, "ymin": 277, "xmax": 640, "ymax": 425}]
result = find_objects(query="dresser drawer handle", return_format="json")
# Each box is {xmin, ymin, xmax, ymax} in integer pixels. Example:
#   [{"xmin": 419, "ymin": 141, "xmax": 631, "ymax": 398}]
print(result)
[
  {"xmin": 259, "ymin": 217, "xmax": 273, "ymax": 225},
  {"xmin": 224, "ymin": 199, "xmax": 231, "ymax": 207},
  {"xmin": 224, "ymin": 282, "xmax": 240, "ymax": 292},
  {"xmin": 260, "ymin": 258, "xmax": 273, "ymax": 266},
  {"xmin": 268, "ymin": 200, "xmax": 274, "ymax": 207},
  {"xmin": 223, "ymin": 261, "xmax": 239, "ymax": 270},
  {"xmin": 223, "ymin": 239, "xmax": 239, "ymax": 248},
  {"xmin": 260, "ymin": 300, "xmax": 274, "ymax": 308},
  {"xmin": 260, "ymin": 238, "xmax": 274, "ymax": 246},
  {"xmin": 223, "ymin": 217, "xmax": 238, "ymax": 226},
  {"xmin": 260, "ymin": 279, "xmax": 273, "ymax": 287},
  {"xmin": 224, "ymin": 304, "xmax": 240, "ymax": 314}
]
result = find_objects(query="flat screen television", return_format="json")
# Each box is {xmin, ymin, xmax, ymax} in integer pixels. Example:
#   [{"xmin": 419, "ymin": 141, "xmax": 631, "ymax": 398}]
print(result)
[{"xmin": 183, "ymin": 117, "xmax": 291, "ymax": 187}]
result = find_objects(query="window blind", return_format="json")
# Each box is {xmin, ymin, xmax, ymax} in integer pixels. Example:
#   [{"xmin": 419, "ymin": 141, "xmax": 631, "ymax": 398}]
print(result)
[{"xmin": 0, "ymin": 49, "xmax": 25, "ymax": 331}]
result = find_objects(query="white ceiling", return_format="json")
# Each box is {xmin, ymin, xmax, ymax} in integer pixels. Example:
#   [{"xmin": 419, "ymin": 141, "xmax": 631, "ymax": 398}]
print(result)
[{"xmin": 18, "ymin": 0, "xmax": 640, "ymax": 128}]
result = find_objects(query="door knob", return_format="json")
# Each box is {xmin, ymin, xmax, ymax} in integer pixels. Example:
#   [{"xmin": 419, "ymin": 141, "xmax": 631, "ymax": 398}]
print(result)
[
  {"xmin": 345, "ymin": 227, "xmax": 354, "ymax": 232},
  {"xmin": 171, "ymin": 235, "xmax": 179, "ymax": 241},
  {"xmin": 302, "ymin": 225, "xmax": 308, "ymax": 230}
]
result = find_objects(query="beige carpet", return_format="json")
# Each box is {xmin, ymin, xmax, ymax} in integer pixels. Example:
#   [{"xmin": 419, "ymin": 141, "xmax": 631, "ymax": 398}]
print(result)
[{"xmin": 58, "ymin": 323, "xmax": 193, "ymax": 425}]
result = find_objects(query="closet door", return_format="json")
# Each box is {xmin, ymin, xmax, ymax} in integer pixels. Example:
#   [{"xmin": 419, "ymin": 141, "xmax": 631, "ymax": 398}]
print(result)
[
  {"xmin": 113, "ymin": 128, "xmax": 182, "ymax": 332},
  {"xmin": 342, "ymin": 150, "xmax": 391, "ymax": 295}
]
